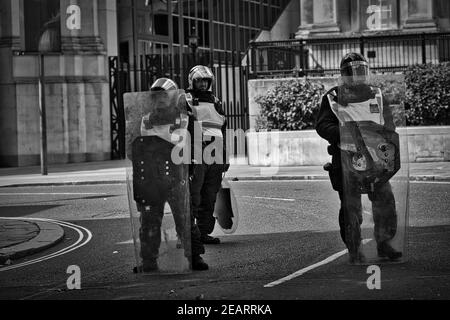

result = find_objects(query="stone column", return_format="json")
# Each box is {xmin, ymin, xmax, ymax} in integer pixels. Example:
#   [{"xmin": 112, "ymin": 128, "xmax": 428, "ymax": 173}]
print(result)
[
  {"xmin": 296, "ymin": 0, "xmax": 340, "ymax": 38},
  {"xmin": 60, "ymin": 0, "xmax": 105, "ymax": 54},
  {"xmin": 0, "ymin": 0, "xmax": 21, "ymax": 166}
]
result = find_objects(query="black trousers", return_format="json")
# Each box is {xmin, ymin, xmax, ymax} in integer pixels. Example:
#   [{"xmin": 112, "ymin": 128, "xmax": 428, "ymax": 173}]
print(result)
[
  {"xmin": 338, "ymin": 182, "xmax": 398, "ymax": 254},
  {"xmin": 190, "ymin": 163, "xmax": 224, "ymax": 236},
  {"xmin": 329, "ymin": 163, "xmax": 398, "ymax": 254},
  {"xmin": 132, "ymin": 137, "xmax": 205, "ymax": 263}
]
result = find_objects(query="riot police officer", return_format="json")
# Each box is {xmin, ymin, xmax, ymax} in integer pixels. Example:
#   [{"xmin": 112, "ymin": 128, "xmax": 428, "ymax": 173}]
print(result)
[
  {"xmin": 316, "ymin": 53, "xmax": 402, "ymax": 264},
  {"xmin": 186, "ymin": 66, "xmax": 230, "ymax": 245},
  {"xmin": 132, "ymin": 78, "xmax": 208, "ymax": 272}
]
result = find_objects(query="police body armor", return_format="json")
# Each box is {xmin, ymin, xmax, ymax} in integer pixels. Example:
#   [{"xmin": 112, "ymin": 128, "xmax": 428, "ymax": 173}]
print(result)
[
  {"xmin": 186, "ymin": 93, "xmax": 225, "ymax": 139},
  {"xmin": 328, "ymin": 87, "xmax": 401, "ymax": 194},
  {"xmin": 125, "ymin": 89, "xmax": 192, "ymax": 274},
  {"xmin": 186, "ymin": 93, "xmax": 239, "ymax": 234}
]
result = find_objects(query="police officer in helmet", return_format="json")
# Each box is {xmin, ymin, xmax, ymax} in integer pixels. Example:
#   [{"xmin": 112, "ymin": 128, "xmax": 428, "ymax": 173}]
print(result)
[
  {"xmin": 316, "ymin": 53, "xmax": 402, "ymax": 264},
  {"xmin": 134, "ymin": 77, "xmax": 208, "ymax": 272},
  {"xmin": 186, "ymin": 66, "xmax": 229, "ymax": 245}
]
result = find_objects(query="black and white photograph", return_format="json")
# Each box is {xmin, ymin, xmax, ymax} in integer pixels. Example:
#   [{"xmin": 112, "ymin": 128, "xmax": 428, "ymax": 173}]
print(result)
[{"xmin": 0, "ymin": 0, "xmax": 449, "ymax": 307}]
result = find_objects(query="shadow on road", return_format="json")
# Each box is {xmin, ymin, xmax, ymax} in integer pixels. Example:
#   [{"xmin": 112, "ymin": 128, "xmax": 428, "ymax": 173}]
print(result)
[{"xmin": 0, "ymin": 205, "xmax": 63, "ymax": 217}]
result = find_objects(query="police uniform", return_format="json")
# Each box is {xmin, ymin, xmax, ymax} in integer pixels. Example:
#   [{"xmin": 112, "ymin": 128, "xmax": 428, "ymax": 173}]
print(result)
[
  {"xmin": 187, "ymin": 89, "xmax": 228, "ymax": 242},
  {"xmin": 185, "ymin": 66, "xmax": 229, "ymax": 244},
  {"xmin": 130, "ymin": 78, "xmax": 208, "ymax": 272},
  {"xmin": 316, "ymin": 83, "xmax": 400, "ymax": 261}
]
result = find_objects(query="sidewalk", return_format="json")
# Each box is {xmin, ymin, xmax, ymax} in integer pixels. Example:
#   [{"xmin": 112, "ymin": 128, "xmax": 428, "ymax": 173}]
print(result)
[{"xmin": 0, "ymin": 160, "xmax": 450, "ymax": 188}]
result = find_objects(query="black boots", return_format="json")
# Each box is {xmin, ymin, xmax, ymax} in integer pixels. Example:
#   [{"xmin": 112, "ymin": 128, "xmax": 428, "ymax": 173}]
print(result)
[
  {"xmin": 378, "ymin": 242, "xmax": 403, "ymax": 261},
  {"xmin": 192, "ymin": 255, "xmax": 209, "ymax": 271},
  {"xmin": 201, "ymin": 235, "xmax": 221, "ymax": 245},
  {"xmin": 137, "ymin": 256, "xmax": 209, "ymax": 273},
  {"xmin": 349, "ymin": 248, "xmax": 366, "ymax": 264}
]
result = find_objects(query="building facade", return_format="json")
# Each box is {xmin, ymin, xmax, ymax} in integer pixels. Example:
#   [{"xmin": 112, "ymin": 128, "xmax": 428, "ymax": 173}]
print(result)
[
  {"xmin": 0, "ymin": 0, "xmax": 117, "ymax": 167},
  {"xmin": 0, "ymin": 0, "xmax": 294, "ymax": 167},
  {"xmin": 1, "ymin": 0, "xmax": 448, "ymax": 167},
  {"xmin": 250, "ymin": 0, "xmax": 450, "ymax": 78},
  {"xmin": 296, "ymin": 0, "xmax": 450, "ymax": 37}
]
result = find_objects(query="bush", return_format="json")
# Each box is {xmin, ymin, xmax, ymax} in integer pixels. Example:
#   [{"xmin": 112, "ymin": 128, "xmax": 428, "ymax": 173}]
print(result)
[
  {"xmin": 255, "ymin": 80, "xmax": 325, "ymax": 131},
  {"xmin": 404, "ymin": 63, "xmax": 450, "ymax": 126},
  {"xmin": 369, "ymin": 74, "xmax": 407, "ymax": 126},
  {"xmin": 255, "ymin": 63, "xmax": 450, "ymax": 131}
]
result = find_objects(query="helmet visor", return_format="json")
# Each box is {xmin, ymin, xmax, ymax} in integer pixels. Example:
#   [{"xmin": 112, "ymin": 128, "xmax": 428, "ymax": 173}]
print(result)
[
  {"xmin": 341, "ymin": 61, "xmax": 369, "ymax": 77},
  {"xmin": 341, "ymin": 61, "xmax": 370, "ymax": 85}
]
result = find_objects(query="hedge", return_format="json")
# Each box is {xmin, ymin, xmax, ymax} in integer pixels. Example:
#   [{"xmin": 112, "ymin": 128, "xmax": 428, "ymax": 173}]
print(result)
[
  {"xmin": 255, "ymin": 63, "xmax": 450, "ymax": 130},
  {"xmin": 404, "ymin": 63, "xmax": 450, "ymax": 126},
  {"xmin": 254, "ymin": 80, "xmax": 325, "ymax": 131}
]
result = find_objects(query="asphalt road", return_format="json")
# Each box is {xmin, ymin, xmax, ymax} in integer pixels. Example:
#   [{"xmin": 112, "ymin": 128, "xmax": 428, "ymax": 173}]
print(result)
[{"xmin": 0, "ymin": 180, "xmax": 449, "ymax": 300}]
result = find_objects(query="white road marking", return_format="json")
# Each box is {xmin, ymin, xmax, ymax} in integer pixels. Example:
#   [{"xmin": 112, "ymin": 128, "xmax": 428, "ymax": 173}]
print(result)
[
  {"xmin": 240, "ymin": 196, "xmax": 296, "ymax": 202},
  {"xmin": 0, "ymin": 217, "xmax": 93, "ymax": 272},
  {"xmin": 264, "ymin": 239, "xmax": 373, "ymax": 288},
  {"xmin": 0, "ymin": 193, "xmax": 107, "ymax": 196},
  {"xmin": 231, "ymin": 180, "xmax": 450, "ymax": 185},
  {"xmin": 411, "ymin": 181, "xmax": 450, "ymax": 185},
  {"xmin": 232, "ymin": 180, "xmax": 327, "ymax": 183},
  {"xmin": 117, "ymin": 239, "xmax": 134, "ymax": 245}
]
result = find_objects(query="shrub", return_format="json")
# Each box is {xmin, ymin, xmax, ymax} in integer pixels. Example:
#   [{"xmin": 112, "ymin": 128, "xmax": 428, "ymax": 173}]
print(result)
[
  {"xmin": 404, "ymin": 63, "xmax": 450, "ymax": 126},
  {"xmin": 369, "ymin": 74, "xmax": 407, "ymax": 126},
  {"xmin": 255, "ymin": 80, "xmax": 325, "ymax": 131}
]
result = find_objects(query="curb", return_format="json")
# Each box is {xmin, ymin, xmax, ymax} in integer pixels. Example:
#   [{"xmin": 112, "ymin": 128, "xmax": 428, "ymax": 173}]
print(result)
[
  {"xmin": 0, "ymin": 180, "xmax": 126, "ymax": 188},
  {"xmin": 1, "ymin": 175, "xmax": 450, "ymax": 188},
  {"xmin": 0, "ymin": 220, "xmax": 65, "ymax": 263}
]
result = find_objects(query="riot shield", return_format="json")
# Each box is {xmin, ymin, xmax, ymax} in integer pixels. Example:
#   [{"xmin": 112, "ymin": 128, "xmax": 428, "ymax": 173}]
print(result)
[
  {"xmin": 213, "ymin": 178, "xmax": 239, "ymax": 234},
  {"xmin": 124, "ymin": 89, "xmax": 192, "ymax": 274},
  {"xmin": 334, "ymin": 74, "xmax": 409, "ymax": 264}
]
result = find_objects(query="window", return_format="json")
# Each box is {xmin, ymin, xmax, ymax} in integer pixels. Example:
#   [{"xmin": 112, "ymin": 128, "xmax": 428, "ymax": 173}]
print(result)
[
  {"xmin": 300, "ymin": 0, "xmax": 336, "ymax": 26},
  {"xmin": 360, "ymin": 0, "xmax": 398, "ymax": 31},
  {"xmin": 24, "ymin": 0, "xmax": 60, "ymax": 52},
  {"xmin": 407, "ymin": 0, "xmax": 432, "ymax": 20},
  {"xmin": 138, "ymin": 0, "xmax": 169, "ymax": 36}
]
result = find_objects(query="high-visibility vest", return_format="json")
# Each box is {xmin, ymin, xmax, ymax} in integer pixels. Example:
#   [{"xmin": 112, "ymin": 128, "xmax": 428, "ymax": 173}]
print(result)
[
  {"xmin": 327, "ymin": 87, "xmax": 384, "ymax": 126},
  {"xmin": 187, "ymin": 94, "xmax": 225, "ymax": 138}
]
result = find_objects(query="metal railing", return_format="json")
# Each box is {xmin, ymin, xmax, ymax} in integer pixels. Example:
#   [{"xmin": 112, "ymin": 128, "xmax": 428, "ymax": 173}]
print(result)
[
  {"xmin": 109, "ymin": 51, "xmax": 250, "ymax": 159},
  {"xmin": 248, "ymin": 32, "xmax": 450, "ymax": 79}
]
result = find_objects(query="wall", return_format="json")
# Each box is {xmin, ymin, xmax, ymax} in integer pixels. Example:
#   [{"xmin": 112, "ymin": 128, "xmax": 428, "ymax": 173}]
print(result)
[
  {"xmin": 0, "ymin": 0, "xmax": 114, "ymax": 167},
  {"xmin": 267, "ymin": 0, "xmax": 300, "ymax": 41},
  {"xmin": 248, "ymin": 127, "xmax": 450, "ymax": 166},
  {"xmin": 247, "ymin": 75, "xmax": 449, "ymax": 166}
]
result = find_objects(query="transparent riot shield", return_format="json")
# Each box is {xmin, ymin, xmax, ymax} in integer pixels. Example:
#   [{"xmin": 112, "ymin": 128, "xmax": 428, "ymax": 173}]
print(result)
[
  {"xmin": 334, "ymin": 73, "xmax": 409, "ymax": 264},
  {"xmin": 124, "ymin": 89, "xmax": 192, "ymax": 274}
]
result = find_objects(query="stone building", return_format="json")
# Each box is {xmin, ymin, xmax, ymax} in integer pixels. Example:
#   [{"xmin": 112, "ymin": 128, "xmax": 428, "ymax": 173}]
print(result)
[
  {"xmin": 0, "ymin": 0, "xmax": 448, "ymax": 167},
  {"xmin": 0, "ymin": 0, "xmax": 117, "ymax": 167},
  {"xmin": 0, "ymin": 0, "xmax": 291, "ymax": 167}
]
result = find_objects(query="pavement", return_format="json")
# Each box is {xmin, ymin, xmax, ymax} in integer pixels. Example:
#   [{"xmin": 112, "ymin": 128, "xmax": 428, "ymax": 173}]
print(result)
[{"xmin": 0, "ymin": 159, "xmax": 449, "ymax": 266}]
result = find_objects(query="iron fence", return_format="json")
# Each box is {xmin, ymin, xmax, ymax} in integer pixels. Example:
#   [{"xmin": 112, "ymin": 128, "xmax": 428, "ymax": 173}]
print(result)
[
  {"xmin": 248, "ymin": 32, "xmax": 450, "ymax": 79},
  {"xmin": 109, "ymin": 50, "xmax": 250, "ymax": 159}
]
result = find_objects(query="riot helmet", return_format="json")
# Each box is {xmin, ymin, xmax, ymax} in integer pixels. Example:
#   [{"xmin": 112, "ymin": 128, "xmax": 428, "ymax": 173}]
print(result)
[
  {"xmin": 188, "ymin": 65, "xmax": 215, "ymax": 91},
  {"xmin": 340, "ymin": 52, "xmax": 370, "ymax": 86},
  {"xmin": 150, "ymin": 78, "xmax": 179, "ymax": 91}
]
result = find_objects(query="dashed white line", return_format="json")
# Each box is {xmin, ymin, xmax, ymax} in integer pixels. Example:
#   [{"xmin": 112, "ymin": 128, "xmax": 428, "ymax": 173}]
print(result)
[
  {"xmin": 264, "ymin": 239, "xmax": 373, "ymax": 288},
  {"xmin": 411, "ymin": 181, "xmax": 450, "ymax": 185},
  {"xmin": 240, "ymin": 196, "xmax": 296, "ymax": 202}
]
